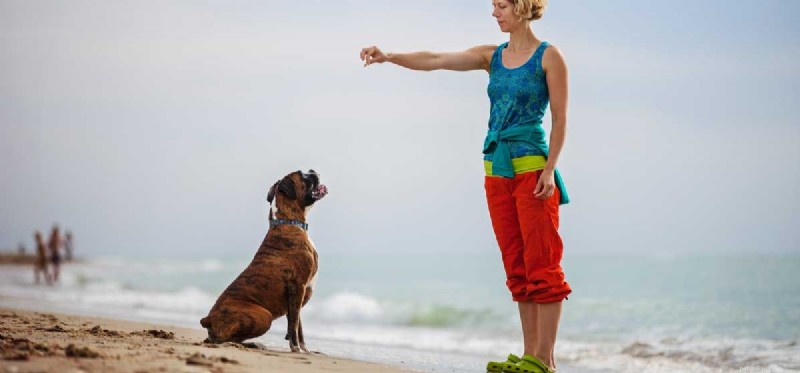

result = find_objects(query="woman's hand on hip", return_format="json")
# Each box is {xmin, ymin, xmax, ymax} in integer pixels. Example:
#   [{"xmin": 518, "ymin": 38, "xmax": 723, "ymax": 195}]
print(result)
[
  {"xmin": 534, "ymin": 169, "xmax": 556, "ymax": 200},
  {"xmin": 360, "ymin": 46, "xmax": 387, "ymax": 67}
]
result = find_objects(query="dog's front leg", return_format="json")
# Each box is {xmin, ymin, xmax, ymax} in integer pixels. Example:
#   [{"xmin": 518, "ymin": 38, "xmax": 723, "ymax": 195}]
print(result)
[
  {"xmin": 298, "ymin": 318, "xmax": 310, "ymax": 353},
  {"xmin": 285, "ymin": 282, "xmax": 306, "ymax": 353},
  {"xmin": 284, "ymin": 318, "xmax": 309, "ymax": 352}
]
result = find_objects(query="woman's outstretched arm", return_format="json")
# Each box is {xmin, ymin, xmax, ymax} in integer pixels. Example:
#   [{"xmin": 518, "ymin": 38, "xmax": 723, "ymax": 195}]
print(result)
[{"xmin": 360, "ymin": 45, "xmax": 496, "ymax": 72}]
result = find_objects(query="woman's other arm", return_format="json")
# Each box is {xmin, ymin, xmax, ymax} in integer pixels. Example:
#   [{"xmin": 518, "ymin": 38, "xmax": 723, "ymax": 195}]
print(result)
[{"xmin": 535, "ymin": 45, "xmax": 568, "ymax": 199}]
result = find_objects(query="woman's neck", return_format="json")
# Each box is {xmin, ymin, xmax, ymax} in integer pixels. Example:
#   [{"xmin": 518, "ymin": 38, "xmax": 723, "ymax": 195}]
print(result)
[{"xmin": 507, "ymin": 26, "xmax": 537, "ymax": 52}]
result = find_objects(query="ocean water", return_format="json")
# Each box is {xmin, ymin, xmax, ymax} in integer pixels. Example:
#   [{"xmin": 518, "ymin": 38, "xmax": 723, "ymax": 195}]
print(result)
[{"xmin": 0, "ymin": 253, "xmax": 798, "ymax": 373}]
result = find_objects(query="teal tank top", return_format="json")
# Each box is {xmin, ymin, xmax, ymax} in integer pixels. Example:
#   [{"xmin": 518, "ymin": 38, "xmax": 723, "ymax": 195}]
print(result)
[
  {"xmin": 485, "ymin": 41, "xmax": 550, "ymax": 160},
  {"xmin": 483, "ymin": 41, "xmax": 571, "ymax": 205}
]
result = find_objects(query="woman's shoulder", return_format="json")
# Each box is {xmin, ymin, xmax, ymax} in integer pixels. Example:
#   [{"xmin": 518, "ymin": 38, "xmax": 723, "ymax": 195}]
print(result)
[
  {"xmin": 470, "ymin": 44, "xmax": 502, "ymax": 55},
  {"xmin": 540, "ymin": 43, "xmax": 566, "ymax": 70},
  {"xmin": 467, "ymin": 44, "xmax": 503, "ymax": 66},
  {"xmin": 540, "ymin": 42, "xmax": 564, "ymax": 58}
]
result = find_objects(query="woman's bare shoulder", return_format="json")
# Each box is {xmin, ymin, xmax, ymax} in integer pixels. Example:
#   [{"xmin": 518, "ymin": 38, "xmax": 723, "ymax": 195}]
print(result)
[
  {"xmin": 542, "ymin": 43, "xmax": 567, "ymax": 70},
  {"xmin": 467, "ymin": 44, "xmax": 500, "ymax": 65},
  {"xmin": 469, "ymin": 44, "xmax": 499, "ymax": 55}
]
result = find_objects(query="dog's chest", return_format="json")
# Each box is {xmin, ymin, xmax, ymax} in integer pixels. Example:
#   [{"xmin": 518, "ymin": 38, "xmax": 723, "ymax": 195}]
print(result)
[
  {"xmin": 307, "ymin": 235, "xmax": 318, "ymax": 286},
  {"xmin": 306, "ymin": 235, "xmax": 317, "ymax": 253},
  {"xmin": 264, "ymin": 229, "xmax": 317, "ymax": 275}
]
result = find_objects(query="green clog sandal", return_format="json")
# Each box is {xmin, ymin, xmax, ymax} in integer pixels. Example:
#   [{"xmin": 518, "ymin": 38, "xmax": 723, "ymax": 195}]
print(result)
[
  {"xmin": 486, "ymin": 353, "xmax": 521, "ymax": 373},
  {"xmin": 502, "ymin": 354, "xmax": 554, "ymax": 373}
]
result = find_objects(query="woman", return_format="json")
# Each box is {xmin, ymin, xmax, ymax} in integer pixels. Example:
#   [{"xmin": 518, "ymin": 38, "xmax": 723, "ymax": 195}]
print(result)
[
  {"xmin": 33, "ymin": 231, "xmax": 52, "ymax": 285},
  {"xmin": 360, "ymin": 1, "xmax": 571, "ymax": 372},
  {"xmin": 48, "ymin": 225, "xmax": 62, "ymax": 283}
]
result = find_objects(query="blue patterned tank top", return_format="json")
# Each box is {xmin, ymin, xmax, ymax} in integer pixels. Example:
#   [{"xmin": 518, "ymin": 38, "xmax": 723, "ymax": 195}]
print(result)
[{"xmin": 484, "ymin": 41, "xmax": 550, "ymax": 161}]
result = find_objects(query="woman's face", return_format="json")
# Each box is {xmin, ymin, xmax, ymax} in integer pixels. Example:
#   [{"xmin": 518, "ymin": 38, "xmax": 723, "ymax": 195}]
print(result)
[{"xmin": 492, "ymin": 0, "xmax": 522, "ymax": 33}]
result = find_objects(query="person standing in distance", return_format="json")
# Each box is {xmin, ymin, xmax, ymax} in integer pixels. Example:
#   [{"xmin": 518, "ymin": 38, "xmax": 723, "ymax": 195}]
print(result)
[
  {"xmin": 360, "ymin": 1, "xmax": 571, "ymax": 372},
  {"xmin": 48, "ymin": 224, "xmax": 63, "ymax": 283},
  {"xmin": 33, "ymin": 231, "xmax": 53, "ymax": 285},
  {"xmin": 65, "ymin": 231, "xmax": 74, "ymax": 261}
]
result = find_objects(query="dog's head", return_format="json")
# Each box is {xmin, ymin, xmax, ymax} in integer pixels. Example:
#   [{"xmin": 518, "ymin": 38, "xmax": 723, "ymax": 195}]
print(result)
[{"xmin": 267, "ymin": 170, "xmax": 328, "ymax": 212}]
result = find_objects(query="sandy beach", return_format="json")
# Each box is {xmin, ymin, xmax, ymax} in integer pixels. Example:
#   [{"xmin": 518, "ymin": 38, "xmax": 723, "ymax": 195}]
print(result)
[
  {"xmin": 2, "ymin": 253, "xmax": 796, "ymax": 373},
  {"xmin": 0, "ymin": 253, "xmax": 37, "ymax": 266},
  {"xmin": 0, "ymin": 307, "xmax": 415, "ymax": 373}
]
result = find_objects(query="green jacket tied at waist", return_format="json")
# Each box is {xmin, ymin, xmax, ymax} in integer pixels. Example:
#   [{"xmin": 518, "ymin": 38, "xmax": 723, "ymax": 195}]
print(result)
[{"xmin": 482, "ymin": 121, "xmax": 570, "ymax": 205}]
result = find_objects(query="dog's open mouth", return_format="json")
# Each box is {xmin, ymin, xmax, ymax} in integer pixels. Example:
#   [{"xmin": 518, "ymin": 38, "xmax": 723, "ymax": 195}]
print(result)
[{"xmin": 312, "ymin": 184, "xmax": 328, "ymax": 200}]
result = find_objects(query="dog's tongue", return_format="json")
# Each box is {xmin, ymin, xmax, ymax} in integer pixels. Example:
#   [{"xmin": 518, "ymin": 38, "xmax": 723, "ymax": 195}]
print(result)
[{"xmin": 313, "ymin": 184, "xmax": 328, "ymax": 199}]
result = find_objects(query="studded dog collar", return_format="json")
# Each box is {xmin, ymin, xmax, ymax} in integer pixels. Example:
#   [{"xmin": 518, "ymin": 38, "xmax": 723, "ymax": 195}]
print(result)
[{"xmin": 269, "ymin": 219, "xmax": 308, "ymax": 231}]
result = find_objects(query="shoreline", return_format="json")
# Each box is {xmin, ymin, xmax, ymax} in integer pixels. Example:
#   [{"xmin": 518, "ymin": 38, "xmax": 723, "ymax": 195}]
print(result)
[
  {"xmin": 0, "ymin": 252, "xmax": 85, "ymax": 267},
  {"xmin": 0, "ymin": 253, "xmax": 38, "ymax": 266},
  {"xmin": 0, "ymin": 259, "xmax": 592, "ymax": 373},
  {"xmin": 0, "ymin": 306, "xmax": 417, "ymax": 373}
]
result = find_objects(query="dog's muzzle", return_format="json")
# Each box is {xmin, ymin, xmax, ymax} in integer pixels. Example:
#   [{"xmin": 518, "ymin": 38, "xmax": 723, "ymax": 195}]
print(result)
[{"xmin": 311, "ymin": 184, "xmax": 328, "ymax": 200}]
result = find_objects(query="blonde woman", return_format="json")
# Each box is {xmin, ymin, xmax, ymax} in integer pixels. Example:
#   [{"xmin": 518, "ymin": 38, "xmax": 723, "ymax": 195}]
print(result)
[{"xmin": 360, "ymin": 1, "xmax": 571, "ymax": 372}]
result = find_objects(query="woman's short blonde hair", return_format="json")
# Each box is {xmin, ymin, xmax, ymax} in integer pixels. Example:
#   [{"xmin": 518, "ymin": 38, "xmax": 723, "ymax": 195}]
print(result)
[{"xmin": 513, "ymin": 0, "xmax": 547, "ymax": 21}]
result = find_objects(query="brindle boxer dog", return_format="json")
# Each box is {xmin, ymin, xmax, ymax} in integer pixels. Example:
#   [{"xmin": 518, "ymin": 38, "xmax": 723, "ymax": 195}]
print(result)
[{"xmin": 200, "ymin": 170, "xmax": 328, "ymax": 352}]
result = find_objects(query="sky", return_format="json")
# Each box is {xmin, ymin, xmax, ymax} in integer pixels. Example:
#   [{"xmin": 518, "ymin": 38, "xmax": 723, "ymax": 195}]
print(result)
[{"xmin": 1, "ymin": 0, "xmax": 798, "ymax": 259}]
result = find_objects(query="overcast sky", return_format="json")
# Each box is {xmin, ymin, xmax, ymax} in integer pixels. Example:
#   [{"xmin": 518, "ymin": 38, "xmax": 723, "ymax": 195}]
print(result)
[{"xmin": 1, "ymin": 0, "xmax": 798, "ymax": 259}]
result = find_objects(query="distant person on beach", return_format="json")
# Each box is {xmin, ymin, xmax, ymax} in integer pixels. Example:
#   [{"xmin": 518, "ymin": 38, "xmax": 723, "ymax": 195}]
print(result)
[
  {"xmin": 360, "ymin": 1, "xmax": 571, "ymax": 372},
  {"xmin": 18, "ymin": 242, "xmax": 26, "ymax": 255},
  {"xmin": 48, "ymin": 225, "xmax": 63, "ymax": 283},
  {"xmin": 65, "ymin": 231, "xmax": 74, "ymax": 261},
  {"xmin": 34, "ymin": 231, "xmax": 52, "ymax": 285}
]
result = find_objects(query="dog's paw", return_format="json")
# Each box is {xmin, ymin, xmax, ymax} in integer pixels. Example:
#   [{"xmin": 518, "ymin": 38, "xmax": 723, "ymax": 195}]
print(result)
[
  {"xmin": 221, "ymin": 342, "xmax": 243, "ymax": 349},
  {"xmin": 300, "ymin": 343, "xmax": 310, "ymax": 353}
]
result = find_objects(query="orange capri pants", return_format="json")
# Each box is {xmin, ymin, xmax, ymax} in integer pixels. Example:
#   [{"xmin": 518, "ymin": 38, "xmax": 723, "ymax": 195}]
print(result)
[{"xmin": 485, "ymin": 170, "xmax": 572, "ymax": 303}]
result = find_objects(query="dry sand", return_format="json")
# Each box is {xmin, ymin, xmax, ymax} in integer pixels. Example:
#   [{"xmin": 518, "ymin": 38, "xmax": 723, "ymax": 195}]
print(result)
[{"xmin": 0, "ymin": 307, "xmax": 415, "ymax": 373}]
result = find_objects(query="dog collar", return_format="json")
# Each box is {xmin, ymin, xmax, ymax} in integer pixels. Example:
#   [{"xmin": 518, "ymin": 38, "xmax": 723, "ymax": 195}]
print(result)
[{"xmin": 269, "ymin": 219, "xmax": 308, "ymax": 231}]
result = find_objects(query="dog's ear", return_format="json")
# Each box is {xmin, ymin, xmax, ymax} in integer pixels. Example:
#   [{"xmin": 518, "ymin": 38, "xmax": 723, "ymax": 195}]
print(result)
[
  {"xmin": 267, "ymin": 181, "xmax": 279, "ymax": 203},
  {"xmin": 278, "ymin": 179, "xmax": 297, "ymax": 200}
]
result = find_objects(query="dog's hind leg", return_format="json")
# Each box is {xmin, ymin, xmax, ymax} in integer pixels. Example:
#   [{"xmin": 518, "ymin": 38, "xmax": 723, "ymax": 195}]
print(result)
[
  {"xmin": 206, "ymin": 302, "xmax": 273, "ymax": 343},
  {"xmin": 234, "ymin": 304, "xmax": 273, "ymax": 342}
]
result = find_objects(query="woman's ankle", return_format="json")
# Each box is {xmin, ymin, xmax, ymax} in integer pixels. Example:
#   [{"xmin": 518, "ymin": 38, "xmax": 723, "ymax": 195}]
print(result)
[{"xmin": 534, "ymin": 352, "xmax": 555, "ymax": 371}]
